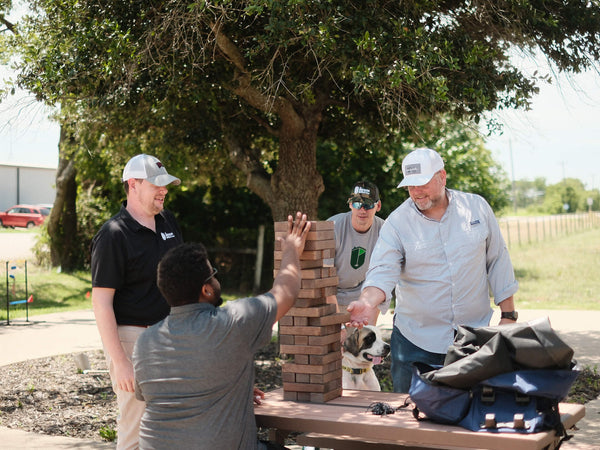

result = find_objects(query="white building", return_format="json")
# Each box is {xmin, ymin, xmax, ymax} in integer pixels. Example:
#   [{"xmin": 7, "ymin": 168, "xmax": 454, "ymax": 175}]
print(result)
[{"xmin": 0, "ymin": 164, "xmax": 56, "ymax": 211}]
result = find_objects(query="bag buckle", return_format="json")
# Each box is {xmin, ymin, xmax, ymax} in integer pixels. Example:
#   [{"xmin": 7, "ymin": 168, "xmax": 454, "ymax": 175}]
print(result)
[
  {"xmin": 483, "ymin": 413, "xmax": 496, "ymax": 429},
  {"xmin": 481, "ymin": 386, "xmax": 495, "ymax": 404},
  {"xmin": 513, "ymin": 413, "xmax": 526, "ymax": 429}
]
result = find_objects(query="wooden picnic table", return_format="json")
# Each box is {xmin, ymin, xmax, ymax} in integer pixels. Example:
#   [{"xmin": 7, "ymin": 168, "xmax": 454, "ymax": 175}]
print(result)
[{"xmin": 255, "ymin": 388, "xmax": 585, "ymax": 450}]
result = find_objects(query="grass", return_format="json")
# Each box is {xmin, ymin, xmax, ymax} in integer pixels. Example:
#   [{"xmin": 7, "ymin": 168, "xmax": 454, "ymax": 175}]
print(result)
[
  {"xmin": 1, "ymin": 227, "xmax": 599, "ymax": 321},
  {"xmin": 508, "ymin": 228, "xmax": 600, "ymax": 310},
  {"xmin": 0, "ymin": 264, "xmax": 243, "ymax": 321}
]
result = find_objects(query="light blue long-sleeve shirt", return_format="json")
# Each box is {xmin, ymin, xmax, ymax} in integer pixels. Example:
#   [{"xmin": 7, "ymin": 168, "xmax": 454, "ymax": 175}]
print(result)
[{"xmin": 363, "ymin": 189, "xmax": 518, "ymax": 353}]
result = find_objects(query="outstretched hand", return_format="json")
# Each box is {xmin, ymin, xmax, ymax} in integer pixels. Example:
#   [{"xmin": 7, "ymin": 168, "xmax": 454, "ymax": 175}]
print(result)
[
  {"xmin": 346, "ymin": 300, "xmax": 371, "ymax": 328},
  {"xmin": 280, "ymin": 211, "xmax": 311, "ymax": 257}
]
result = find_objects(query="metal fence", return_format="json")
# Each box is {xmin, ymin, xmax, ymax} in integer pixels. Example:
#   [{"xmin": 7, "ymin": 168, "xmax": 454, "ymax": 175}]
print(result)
[{"xmin": 498, "ymin": 213, "xmax": 600, "ymax": 248}]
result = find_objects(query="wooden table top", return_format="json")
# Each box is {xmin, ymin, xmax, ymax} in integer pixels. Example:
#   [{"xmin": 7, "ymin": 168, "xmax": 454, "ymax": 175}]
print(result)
[{"xmin": 255, "ymin": 389, "xmax": 585, "ymax": 450}]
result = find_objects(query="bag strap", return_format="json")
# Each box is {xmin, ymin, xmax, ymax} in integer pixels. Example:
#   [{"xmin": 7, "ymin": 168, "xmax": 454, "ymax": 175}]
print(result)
[{"xmin": 398, "ymin": 396, "xmax": 429, "ymax": 422}]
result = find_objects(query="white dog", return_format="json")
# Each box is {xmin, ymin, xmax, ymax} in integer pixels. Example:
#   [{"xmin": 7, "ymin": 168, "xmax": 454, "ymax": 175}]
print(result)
[{"xmin": 342, "ymin": 325, "xmax": 390, "ymax": 391}]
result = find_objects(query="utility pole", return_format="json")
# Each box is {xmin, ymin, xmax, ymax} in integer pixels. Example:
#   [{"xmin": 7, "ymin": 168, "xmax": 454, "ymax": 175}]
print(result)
[{"xmin": 510, "ymin": 139, "xmax": 517, "ymax": 213}]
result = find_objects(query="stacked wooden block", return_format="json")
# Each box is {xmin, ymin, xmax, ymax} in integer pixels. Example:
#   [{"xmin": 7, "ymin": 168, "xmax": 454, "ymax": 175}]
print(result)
[{"xmin": 274, "ymin": 220, "xmax": 350, "ymax": 402}]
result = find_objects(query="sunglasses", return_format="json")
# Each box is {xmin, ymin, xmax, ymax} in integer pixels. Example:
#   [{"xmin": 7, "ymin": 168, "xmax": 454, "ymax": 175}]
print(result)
[
  {"xmin": 203, "ymin": 266, "xmax": 218, "ymax": 284},
  {"xmin": 351, "ymin": 201, "xmax": 376, "ymax": 210}
]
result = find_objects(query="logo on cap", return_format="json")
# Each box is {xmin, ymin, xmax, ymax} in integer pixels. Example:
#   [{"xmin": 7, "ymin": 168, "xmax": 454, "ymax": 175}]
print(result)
[
  {"xmin": 354, "ymin": 186, "xmax": 372, "ymax": 196},
  {"xmin": 404, "ymin": 163, "xmax": 422, "ymax": 175}
]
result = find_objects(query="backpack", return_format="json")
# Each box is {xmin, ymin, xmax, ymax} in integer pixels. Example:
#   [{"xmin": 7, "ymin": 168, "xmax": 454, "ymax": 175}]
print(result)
[{"xmin": 408, "ymin": 318, "xmax": 579, "ymax": 444}]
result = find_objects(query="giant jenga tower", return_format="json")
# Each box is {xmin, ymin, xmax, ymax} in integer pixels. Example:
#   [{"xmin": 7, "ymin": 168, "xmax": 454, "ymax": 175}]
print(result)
[{"xmin": 274, "ymin": 220, "xmax": 350, "ymax": 402}]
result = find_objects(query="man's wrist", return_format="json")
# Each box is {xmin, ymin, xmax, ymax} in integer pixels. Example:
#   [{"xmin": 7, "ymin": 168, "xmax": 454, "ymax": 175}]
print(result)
[{"xmin": 500, "ymin": 310, "xmax": 518, "ymax": 321}]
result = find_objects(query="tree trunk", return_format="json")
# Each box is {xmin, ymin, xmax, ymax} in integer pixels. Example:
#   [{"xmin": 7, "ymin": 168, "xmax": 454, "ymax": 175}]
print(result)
[
  {"xmin": 47, "ymin": 126, "xmax": 79, "ymax": 271},
  {"xmin": 226, "ymin": 107, "xmax": 325, "ymax": 222},
  {"xmin": 269, "ymin": 119, "xmax": 324, "ymax": 221}
]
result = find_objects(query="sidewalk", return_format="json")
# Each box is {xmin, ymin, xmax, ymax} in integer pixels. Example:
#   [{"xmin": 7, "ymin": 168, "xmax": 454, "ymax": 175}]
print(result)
[{"xmin": 0, "ymin": 309, "xmax": 598, "ymax": 448}]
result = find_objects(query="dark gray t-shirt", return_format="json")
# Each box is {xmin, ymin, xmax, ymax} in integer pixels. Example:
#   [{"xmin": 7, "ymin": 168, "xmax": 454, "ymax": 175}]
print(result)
[{"xmin": 133, "ymin": 294, "xmax": 277, "ymax": 450}]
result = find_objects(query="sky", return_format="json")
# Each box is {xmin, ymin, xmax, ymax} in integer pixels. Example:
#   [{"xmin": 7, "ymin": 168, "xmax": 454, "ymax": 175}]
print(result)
[
  {"xmin": 482, "ymin": 57, "xmax": 600, "ymax": 190},
  {"xmin": 1, "ymin": 55, "xmax": 599, "ymax": 188}
]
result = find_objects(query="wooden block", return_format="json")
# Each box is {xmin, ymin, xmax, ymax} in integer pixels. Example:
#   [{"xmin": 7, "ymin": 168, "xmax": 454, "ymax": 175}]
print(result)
[
  {"xmin": 303, "ymin": 239, "xmax": 335, "ymax": 251},
  {"xmin": 283, "ymin": 390, "xmax": 298, "ymax": 401},
  {"xmin": 321, "ymin": 248, "xmax": 335, "ymax": 259},
  {"xmin": 310, "ymin": 387, "xmax": 343, "ymax": 403},
  {"xmin": 310, "ymin": 369, "xmax": 341, "ymax": 384},
  {"xmin": 294, "ymin": 354, "xmax": 309, "ymax": 364},
  {"xmin": 322, "ymin": 285, "xmax": 337, "ymax": 297},
  {"xmin": 273, "ymin": 258, "xmax": 325, "ymax": 270},
  {"xmin": 279, "ymin": 324, "xmax": 339, "ymax": 336},
  {"xmin": 283, "ymin": 382, "xmax": 326, "ymax": 393},
  {"xmin": 297, "ymin": 392, "xmax": 312, "ymax": 402},
  {"xmin": 274, "ymin": 238, "xmax": 335, "ymax": 251},
  {"xmin": 308, "ymin": 332, "xmax": 340, "ymax": 346},
  {"xmin": 308, "ymin": 311, "xmax": 350, "ymax": 326},
  {"xmin": 282, "ymin": 372, "xmax": 295, "ymax": 383},
  {"xmin": 301, "ymin": 268, "xmax": 325, "ymax": 279},
  {"xmin": 295, "ymin": 297, "xmax": 327, "ymax": 308},
  {"xmin": 279, "ymin": 343, "xmax": 330, "ymax": 355},
  {"xmin": 288, "ymin": 304, "xmax": 337, "ymax": 317},
  {"xmin": 274, "ymin": 220, "xmax": 333, "ymax": 232},
  {"xmin": 283, "ymin": 378, "xmax": 341, "ymax": 394},
  {"xmin": 293, "ymin": 316, "xmax": 309, "ymax": 326},
  {"xmin": 279, "ymin": 334, "xmax": 294, "ymax": 345},
  {"xmin": 282, "ymin": 361, "xmax": 335, "ymax": 375},
  {"xmin": 274, "ymin": 250, "xmax": 328, "ymax": 261},
  {"xmin": 324, "ymin": 266, "xmax": 337, "ymax": 277},
  {"xmin": 275, "ymin": 229, "xmax": 334, "ymax": 242},
  {"xmin": 296, "ymin": 373, "xmax": 310, "ymax": 383},
  {"xmin": 279, "ymin": 316, "xmax": 293, "ymax": 326},
  {"xmin": 301, "ymin": 276, "xmax": 339, "ymax": 289},
  {"xmin": 298, "ymin": 287, "xmax": 328, "ymax": 298},
  {"xmin": 310, "ymin": 351, "xmax": 342, "ymax": 365},
  {"xmin": 295, "ymin": 335, "xmax": 309, "ymax": 345}
]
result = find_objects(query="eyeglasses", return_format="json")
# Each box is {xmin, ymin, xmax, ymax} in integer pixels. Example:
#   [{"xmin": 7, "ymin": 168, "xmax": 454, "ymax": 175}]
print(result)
[
  {"xmin": 204, "ymin": 266, "xmax": 218, "ymax": 284},
  {"xmin": 351, "ymin": 201, "xmax": 376, "ymax": 210}
]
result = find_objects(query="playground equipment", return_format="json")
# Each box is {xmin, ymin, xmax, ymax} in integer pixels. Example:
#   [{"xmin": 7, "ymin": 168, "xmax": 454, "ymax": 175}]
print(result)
[{"xmin": 5, "ymin": 261, "xmax": 33, "ymax": 325}]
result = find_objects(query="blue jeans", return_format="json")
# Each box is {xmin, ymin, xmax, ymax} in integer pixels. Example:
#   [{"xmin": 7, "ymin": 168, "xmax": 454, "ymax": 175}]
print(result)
[{"xmin": 391, "ymin": 325, "xmax": 446, "ymax": 393}]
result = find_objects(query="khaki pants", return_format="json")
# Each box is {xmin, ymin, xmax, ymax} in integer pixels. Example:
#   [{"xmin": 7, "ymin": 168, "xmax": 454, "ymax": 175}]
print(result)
[{"xmin": 104, "ymin": 325, "xmax": 147, "ymax": 450}]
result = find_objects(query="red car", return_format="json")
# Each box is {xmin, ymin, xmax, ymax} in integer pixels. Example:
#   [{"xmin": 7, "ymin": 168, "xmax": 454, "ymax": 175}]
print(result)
[{"xmin": 0, "ymin": 205, "xmax": 47, "ymax": 229}]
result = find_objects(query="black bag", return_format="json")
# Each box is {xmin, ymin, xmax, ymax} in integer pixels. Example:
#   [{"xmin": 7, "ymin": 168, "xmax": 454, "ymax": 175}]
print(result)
[{"xmin": 409, "ymin": 318, "xmax": 578, "ymax": 440}]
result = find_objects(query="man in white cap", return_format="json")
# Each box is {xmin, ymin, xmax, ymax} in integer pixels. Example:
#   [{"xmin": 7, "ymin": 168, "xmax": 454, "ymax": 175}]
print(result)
[
  {"xmin": 91, "ymin": 154, "xmax": 183, "ymax": 449},
  {"xmin": 347, "ymin": 148, "xmax": 519, "ymax": 393}
]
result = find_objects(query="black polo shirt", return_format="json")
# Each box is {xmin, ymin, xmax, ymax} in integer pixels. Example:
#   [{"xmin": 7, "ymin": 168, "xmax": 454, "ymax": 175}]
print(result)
[{"xmin": 91, "ymin": 203, "xmax": 183, "ymax": 326}]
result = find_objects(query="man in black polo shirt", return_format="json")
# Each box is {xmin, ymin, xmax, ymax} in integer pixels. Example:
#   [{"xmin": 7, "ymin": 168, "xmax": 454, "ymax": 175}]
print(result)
[{"xmin": 91, "ymin": 154, "xmax": 183, "ymax": 449}]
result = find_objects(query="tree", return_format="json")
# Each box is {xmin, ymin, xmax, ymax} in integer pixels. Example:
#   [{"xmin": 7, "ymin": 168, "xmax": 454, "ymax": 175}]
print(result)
[
  {"xmin": 543, "ymin": 178, "xmax": 587, "ymax": 214},
  {"xmin": 5, "ymin": 0, "xmax": 600, "ymax": 222}
]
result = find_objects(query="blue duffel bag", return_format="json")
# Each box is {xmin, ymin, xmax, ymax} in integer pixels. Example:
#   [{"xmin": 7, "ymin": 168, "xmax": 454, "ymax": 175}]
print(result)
[{"xmin": 408, "ymin": 319, "xmax": 579, "ymax": 446}]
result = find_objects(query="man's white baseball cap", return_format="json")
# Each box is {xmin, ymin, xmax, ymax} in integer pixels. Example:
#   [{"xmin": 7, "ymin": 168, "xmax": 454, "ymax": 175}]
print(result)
[
  {"xmin": 122, "ymin": 154, "xmax": 181, "ymax": 187},
  {"xmin": 397, "ymin": 148, "xmax": 444, "ymax": 187}
]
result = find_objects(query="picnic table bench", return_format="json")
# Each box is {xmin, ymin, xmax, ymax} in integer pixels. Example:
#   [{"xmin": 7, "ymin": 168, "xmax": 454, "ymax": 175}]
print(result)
[{"xmin": 255, "ymin": 388, "xmax": 585, "ymax": 450}]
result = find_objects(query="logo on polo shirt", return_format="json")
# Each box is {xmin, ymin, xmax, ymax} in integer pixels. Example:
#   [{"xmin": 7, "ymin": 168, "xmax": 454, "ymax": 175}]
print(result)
[
  {"xmin": 161, "ymin": 232, "xmax": 176, "ymax": 240},
  {"xmin": 350, "ymin": 247, "xmax": 366, "ymax": 269}
]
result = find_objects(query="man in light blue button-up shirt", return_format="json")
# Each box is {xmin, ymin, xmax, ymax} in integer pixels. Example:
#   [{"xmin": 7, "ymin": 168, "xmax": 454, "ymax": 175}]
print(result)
[{"xmin": 347, "ymin": 148, "xmax": 519, "ymax": 392}]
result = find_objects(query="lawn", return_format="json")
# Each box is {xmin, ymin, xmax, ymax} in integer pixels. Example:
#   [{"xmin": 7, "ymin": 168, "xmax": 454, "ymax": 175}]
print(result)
[
  {"xmin": 1, "ymin": 227, "xmax": 599, "ymax": 321},
  {"xmin": 509, "ymin": 228, "xmax": 600, "ymax": 310}
]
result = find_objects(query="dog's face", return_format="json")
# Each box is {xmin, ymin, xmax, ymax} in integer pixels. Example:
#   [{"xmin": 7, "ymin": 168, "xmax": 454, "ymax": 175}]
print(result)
[{"xmin": 343, "ymin": 325, "xmax": 390, "ymax": 366}]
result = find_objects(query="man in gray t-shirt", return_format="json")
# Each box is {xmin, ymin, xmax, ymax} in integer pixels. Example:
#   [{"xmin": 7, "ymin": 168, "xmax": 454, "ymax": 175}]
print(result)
[
  {"xmin": 327, "ymin": 181, "xmax": 384, "ymax": 330},
  {"xmin": 133, "ymin": 213, "xmax": 310, "ymax": 450}
]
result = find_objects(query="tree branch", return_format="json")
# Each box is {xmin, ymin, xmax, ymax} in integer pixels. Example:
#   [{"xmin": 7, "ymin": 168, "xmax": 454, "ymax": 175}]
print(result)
[{"xmin": 210, "ymin": 20, "xmax": 304, "ymax": 131}]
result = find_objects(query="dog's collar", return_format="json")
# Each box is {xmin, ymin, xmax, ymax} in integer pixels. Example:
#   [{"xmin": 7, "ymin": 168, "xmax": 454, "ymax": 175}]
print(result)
[{"xmin": 342, "ymin": 365, "xmax": 371, "ymax": 375}]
